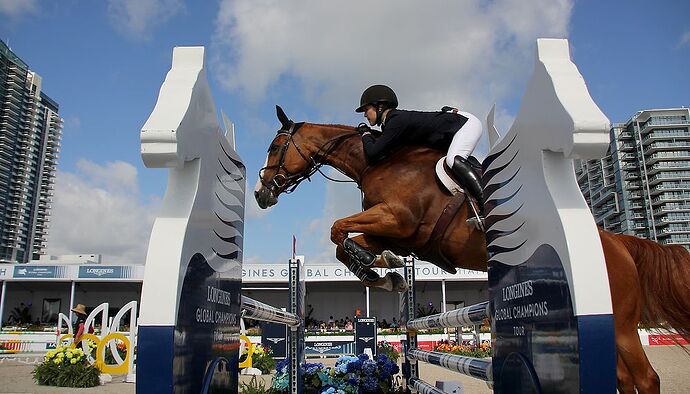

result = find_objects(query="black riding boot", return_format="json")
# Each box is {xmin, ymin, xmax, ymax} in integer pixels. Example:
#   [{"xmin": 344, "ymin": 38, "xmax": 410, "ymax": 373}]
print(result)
[{"xmin": 451, "ymin": 155, "xmax": 485, "ymax": 216}]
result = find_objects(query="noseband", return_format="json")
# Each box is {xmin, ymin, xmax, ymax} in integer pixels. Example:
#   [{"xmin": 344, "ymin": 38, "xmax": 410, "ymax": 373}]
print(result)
[{"xmin": 259, "ymin": 122, "xmax": 360, "ymax": 195}]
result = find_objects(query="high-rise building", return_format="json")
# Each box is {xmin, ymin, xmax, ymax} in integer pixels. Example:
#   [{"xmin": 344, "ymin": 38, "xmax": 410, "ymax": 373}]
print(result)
[
  {"xmin": 0, "ymin": 40, "xmax": 62, "ymax": 263},
  {"xmin": 576, "ymin": 108, "xmax": 690, "ymax": 247}
]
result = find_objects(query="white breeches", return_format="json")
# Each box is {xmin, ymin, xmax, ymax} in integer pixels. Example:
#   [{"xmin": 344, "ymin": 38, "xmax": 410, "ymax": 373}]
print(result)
[{"xmin": 445, "ymin": 111, "xmax": 483, "ymax": 167}]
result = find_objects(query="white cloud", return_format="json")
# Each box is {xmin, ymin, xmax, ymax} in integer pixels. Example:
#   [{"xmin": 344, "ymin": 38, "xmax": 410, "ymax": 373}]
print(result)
[
  {"xmin": 45, "ymin": 160, "xmax": 159, "ymax": 265},
  {"xmin": 107, "ymin": 0, "xmax": 183, "ymax": 40},
  {"xmin": 0, "ymin": 0, "xmax": 36, "ymax": 17},
  {"xmin": 64, "ymin": 116, "xmax": 81, "ymax": 131},
  {"xmin": 304, "ymin": 169, "xmax": 362, "ymax": 264},
  {"xmin": 214, "ymin": 0, "xmax": 573, "ymax": 265},
  {"xmin": 212, "ymin": 0, "xmax": 572, "ymax": 120},
  {"xmin": 678, "ymin": 31, "xmax": 690, "ymax": 48}
]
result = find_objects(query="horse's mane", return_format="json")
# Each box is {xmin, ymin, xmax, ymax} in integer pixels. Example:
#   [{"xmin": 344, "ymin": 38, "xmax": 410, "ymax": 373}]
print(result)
[{"xmin": 316, "ymin": 123, "xmax": 355, "ymax": 130}]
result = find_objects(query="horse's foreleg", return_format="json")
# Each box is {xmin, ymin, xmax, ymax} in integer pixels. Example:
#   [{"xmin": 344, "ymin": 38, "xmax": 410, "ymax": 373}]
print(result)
[
  {"xmin": 330, "ymin": 202, "xmax": 415, "ymax": 245},
  {"xmin": 331, "ymin": 204, "xmax": 415, "ymax": 292},
  {"xmin": 335, "ymin": 242, "xmax": 407, "ymax": 292}
]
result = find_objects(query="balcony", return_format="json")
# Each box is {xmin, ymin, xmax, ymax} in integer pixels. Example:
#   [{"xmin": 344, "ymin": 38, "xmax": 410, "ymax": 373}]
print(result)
[
  {"xmin": 619, "ymin": 143, "xmax": 636, "ymax": 152},
  {"xmin": 654, "ymin": 204, "xmax": 690, "ymax": 214},
  {"xmin": 647, "ymin": 162, "xmax": 690, "ymax": 176},
  {"xmin": 644, "ymin": 141, "xmax": 690, "ymax": 154},
  {"xmin": 592, "ymin": 189, "xmax": 616, "ymax": 208},
  {"xmin": 650, "ymin": 182, "xmax": 690, "ymax": 196},
  {"xmin": 660, "ymin": 227, "xmax": 690, "ymax": 235},
  {"xmin": 642, "ymin": 131, "xmax": 690, "ymax": 146},
  {"xmin": 646, "ymin": 151, "xmax": 690, "ymax": 165}
]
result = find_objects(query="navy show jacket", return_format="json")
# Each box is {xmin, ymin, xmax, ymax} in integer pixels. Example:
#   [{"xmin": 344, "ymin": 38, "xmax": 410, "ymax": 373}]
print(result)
[{"xmin": 361, "ymin": 109, "xmax": 469, "ymax": 165}]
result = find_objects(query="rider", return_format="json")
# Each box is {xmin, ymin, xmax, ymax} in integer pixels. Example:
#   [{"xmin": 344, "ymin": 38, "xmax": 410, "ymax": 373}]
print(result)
[{"xmin": 355, "ymin": 84, "xmax": 484, "ymax": 217}]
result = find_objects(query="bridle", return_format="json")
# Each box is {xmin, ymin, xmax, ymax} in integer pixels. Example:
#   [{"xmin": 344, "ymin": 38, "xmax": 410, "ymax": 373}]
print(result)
[{"xmin": 258, "ymin": 122, "xmax": 360, "ymax": 195}]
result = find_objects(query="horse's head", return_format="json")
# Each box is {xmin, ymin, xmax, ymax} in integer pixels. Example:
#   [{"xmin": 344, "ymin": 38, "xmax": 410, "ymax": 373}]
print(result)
[{"xmin": 254, "ymin": 106, "xmax": 318, "ymax": 209}]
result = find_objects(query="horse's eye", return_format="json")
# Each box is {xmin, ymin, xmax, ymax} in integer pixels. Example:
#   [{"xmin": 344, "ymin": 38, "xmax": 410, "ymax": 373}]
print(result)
[{"xmin": 268, "ymin": 144, "xmax": 279, "ymax": 153}]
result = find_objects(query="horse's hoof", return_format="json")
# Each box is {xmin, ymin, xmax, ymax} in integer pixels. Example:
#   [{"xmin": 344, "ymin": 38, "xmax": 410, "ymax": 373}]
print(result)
[
  {"xmin": 385, "ymin": 272, "xmax": 408, "ymax": 293},
  {"xmin": 382, "ymin": 250, "xmax": 404, "ymax": 268}
]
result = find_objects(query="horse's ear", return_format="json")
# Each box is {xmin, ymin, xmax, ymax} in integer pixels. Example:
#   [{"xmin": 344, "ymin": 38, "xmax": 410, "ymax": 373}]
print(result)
[{"xmin": 276, "ymin": 105, "xmax": 291, "ymax": 128}]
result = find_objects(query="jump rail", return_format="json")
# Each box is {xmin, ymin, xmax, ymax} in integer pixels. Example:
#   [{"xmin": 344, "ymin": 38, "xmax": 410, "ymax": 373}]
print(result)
[
  {"xmin": 241, "ymin": 296, "xmax": 300, "ymax": 327},
  {"xmin": 406, "ymin": 301, "xmax": 490, "ymax": 331}
]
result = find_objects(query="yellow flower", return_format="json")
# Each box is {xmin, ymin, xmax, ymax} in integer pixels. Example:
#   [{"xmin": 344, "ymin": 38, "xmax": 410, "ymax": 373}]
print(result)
[
  {"xmin": 53, "ymin": 359, "xmax": 60, "ymax": 365},
  {"xmin": 70, "ymin": 358, "xmax": 77, "ymax": 365},
  {"xmin": 66, "ymin": 351, "xmax": 73, "ymax": 358}
]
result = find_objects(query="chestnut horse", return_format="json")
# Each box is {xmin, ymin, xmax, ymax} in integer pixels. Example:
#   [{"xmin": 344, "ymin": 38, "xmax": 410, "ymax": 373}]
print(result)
[{"xmin": 255, "ymin": 107, "xmax": 690, "ymax": 393}]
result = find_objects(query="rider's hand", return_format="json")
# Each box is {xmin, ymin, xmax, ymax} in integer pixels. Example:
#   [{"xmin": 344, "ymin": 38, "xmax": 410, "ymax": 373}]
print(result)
[{"xmin": 356, "ymin": 123, "xmax": 372, "ymax": 136}]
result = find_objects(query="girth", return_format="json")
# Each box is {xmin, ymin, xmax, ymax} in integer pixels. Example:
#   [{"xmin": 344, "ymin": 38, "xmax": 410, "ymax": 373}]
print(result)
[{"xmin": 417, "ymin": 193, "xmax": 467, "ymax": 273}]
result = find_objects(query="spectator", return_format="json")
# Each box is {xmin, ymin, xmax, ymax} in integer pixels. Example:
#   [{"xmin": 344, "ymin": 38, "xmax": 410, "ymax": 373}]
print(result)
[{"xmin": 71, "ymin": 304, "xmax": 93, "ymax": 343}]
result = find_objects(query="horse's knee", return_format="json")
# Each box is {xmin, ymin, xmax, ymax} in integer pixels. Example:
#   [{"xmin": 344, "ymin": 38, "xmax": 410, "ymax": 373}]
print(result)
[
  {"xmin": 330, "ymin": 222, "xmax": 347, "ymax": 244},
  {"xmin": 637, "ymin": 369, "xmax": 660, "ymax": 394}
]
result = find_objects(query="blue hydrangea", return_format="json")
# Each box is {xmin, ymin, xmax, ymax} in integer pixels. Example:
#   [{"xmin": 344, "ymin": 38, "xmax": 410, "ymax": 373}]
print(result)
[
  {"xmin": 276, "ymin": 358, "xmax": 289, "ymax": 373},
  {"xmin": 346, "ymin": 359, "xmax": 362, "ymax": 374},
  {"xmin": 362, "ymin": 376, "xmax": 379, "ymax": 392},
  {"xmin": 362, "ymin": 359, "xmax": 377, "ymax": 376},
  {"xmin": 357, "ymin": 353, "xmax": 369, "ymax": 361},
  {"xmin": 376, "ymin": 354, "xmax": 389, "ymax": 364}
]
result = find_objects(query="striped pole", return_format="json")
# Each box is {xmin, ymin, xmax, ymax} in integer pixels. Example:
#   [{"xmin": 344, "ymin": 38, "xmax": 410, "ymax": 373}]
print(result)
[
  {"xmin": 240, "ymin": 296, "xmax": 300, "ymax": 327},
  {"xmin": 409, "ymin": 377, "xmax": 446, "ymax": 394},
  {"xmin": 407, "ymin": 301, "xmax": 490, "ymax": 331},
  {"xmin": 407, "ymin": 348, "xmax": 493, "ymax": 382}
]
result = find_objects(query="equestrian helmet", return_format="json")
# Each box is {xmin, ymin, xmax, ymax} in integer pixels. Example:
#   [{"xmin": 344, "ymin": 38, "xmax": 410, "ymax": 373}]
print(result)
[{"xmin": 355, "ymin": 85, "xmax": 398, "ymax": 112}]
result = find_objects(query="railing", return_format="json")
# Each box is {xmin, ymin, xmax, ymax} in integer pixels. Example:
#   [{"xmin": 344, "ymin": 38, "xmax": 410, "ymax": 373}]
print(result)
[
  {"xmin": 407, "ymin": 302, "xmax": 490, "ymax": 331},
  {"xmin": 240, "ymin": 296, "xmax": 300, "ymax": 327}
]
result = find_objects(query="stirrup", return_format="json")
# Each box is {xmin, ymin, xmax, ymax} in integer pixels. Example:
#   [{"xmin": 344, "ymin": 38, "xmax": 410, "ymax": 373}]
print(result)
[
  {"xmin": 466, "ymin": 216, "xmax": 485, "ymax": 232},
  {"xmin": 466, "ymin": 198, "xmax": 485, "ymax": 232}
]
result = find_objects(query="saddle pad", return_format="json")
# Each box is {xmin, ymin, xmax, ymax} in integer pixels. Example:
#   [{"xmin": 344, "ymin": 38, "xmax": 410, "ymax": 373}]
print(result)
[{"xmin": 435, "ymin": 157, "xmax": 464, "ymax": 196}]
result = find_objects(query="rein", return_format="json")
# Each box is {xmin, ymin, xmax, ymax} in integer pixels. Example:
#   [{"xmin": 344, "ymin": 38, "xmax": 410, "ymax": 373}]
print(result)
[{"xmin": 259, "ymin": 123, "xmax": 362, "ymax": 194}]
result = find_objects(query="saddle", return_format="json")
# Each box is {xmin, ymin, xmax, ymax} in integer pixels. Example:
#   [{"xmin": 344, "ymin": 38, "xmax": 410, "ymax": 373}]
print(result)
[
  {"xmin": 435, "ymin": 156, "xmax": 483, "ymax": 195},
  {"xmin": 419, "ymin": 156, "xmax": 484, "ymax": 272}
]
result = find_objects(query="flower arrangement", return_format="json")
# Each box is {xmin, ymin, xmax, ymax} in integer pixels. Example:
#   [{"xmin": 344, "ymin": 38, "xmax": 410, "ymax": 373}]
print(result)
[
  {"xmin": 376, "ymin": 340, "xmax": 400, "ymax": 363},
  {"xmin": 241, "ymin": 343, "xmax": 276, "ymax": 374},
  {"xmin": 434, "ymin": 340, "xmax": 492, "ymax": 358},
  {"xmin": 271, "ymin": 353, "xmax": 402, "ymax": 393},
  {"xmin": 104, "ymin": 340, "xmax": 128, "ymax": 365},
  {"xmin": 32, "ymin": 345, "xmax": 100, "ymax": 388}
]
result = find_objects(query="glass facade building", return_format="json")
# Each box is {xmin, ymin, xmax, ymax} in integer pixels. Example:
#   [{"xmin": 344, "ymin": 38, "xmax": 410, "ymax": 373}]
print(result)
[
  {"xmin": 0, "ymin": 40, "xmax": 62, "ymax": 263},
  {"xmin": 576, "ymin": 108, "xmax": 690, "ymax": 247}
]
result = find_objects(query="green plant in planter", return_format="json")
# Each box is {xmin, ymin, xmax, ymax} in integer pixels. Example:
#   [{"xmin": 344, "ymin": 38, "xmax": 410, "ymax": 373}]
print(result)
[
  {"xmin": 32, "ymin": 346, "xmax": 100, "ymax": 388},
  {"xmin": 377, "ymin": 341, "xmax": 400, "ymax": 363}
]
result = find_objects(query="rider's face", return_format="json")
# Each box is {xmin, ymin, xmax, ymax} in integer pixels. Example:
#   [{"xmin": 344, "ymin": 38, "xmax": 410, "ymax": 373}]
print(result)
[{"xmin": 363, "ymin": 105, "xmax": 377, "ymax": 126}]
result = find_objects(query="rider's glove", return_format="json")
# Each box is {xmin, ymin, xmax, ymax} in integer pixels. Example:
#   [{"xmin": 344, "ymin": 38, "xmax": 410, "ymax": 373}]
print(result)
[{"xmin": 356, "ymin": 123, "xmax": 372, "ymax": 136}]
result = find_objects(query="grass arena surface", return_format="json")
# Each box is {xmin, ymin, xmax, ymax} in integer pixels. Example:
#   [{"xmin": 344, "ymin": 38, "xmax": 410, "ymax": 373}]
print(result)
[{"xmin": 0, "ymin": 346, "xmax": 686, "ymax": 393}]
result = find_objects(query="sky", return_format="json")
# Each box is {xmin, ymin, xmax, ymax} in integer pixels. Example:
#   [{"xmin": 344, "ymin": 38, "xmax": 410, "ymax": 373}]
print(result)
[{"xmin": 0, "ymin": 0, "xmax": 688, "ymax": 265}]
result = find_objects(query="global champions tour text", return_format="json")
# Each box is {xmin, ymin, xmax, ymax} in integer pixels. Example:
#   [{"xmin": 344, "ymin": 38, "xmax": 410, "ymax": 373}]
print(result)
[
  {"xmin": 195, "ymin": 286, "xmax": 238, "ymax": 325},
  {"xmin": 494, "ymin": 280, "xmax": 549, "ymax": 321}
]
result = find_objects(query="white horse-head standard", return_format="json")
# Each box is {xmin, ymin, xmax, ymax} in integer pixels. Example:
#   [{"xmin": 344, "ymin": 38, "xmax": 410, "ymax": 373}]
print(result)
[
  {"xmin": 139, "ymin": 47, "xmax": 245, "ymax": 327},
  {"xmin": 484, "ymin": 38, "xmax": 611, "ymax": 317},
  {"xmin": 137, "ymin": 47, "xmax": 245, "ymax": 394}
]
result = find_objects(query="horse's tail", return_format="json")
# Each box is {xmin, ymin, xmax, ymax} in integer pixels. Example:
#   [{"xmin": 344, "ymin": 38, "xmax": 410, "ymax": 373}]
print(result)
[{"xmin": 617, "ymin": 234, "xmax": 690, "ymax": 342}]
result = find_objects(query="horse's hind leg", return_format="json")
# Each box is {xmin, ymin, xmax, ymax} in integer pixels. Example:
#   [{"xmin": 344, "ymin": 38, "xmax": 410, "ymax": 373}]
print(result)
[
  {"xmin": 616, "ymin": 355, "xmax": 635, "ymax": 394},
  {"xmin": 601, "ymin": 231, "xmax": 660, "ymax": 393}
]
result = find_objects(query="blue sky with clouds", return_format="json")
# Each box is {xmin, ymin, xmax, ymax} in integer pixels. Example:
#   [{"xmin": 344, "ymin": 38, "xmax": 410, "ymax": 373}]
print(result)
[{"xmin": 1, "ymin": 0, "xmax": 688, "ymax": 265}]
